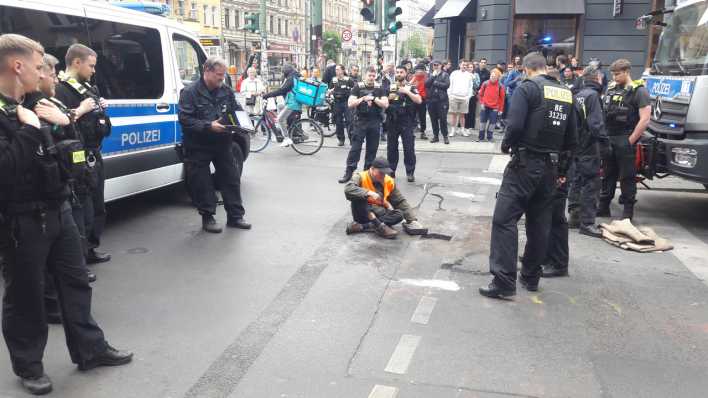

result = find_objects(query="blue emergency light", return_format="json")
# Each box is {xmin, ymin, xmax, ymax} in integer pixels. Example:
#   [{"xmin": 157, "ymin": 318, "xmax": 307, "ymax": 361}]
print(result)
[
  {"xmin": 543, "ymin": 36, "xmax": 552, "ymax": 43},
  {"xmin": 110, "ymin": 2, "xmax": 169, "ymax": 16}
]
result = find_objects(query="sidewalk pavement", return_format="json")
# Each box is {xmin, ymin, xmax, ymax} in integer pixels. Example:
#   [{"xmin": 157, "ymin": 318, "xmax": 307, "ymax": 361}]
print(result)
[{"xmin": 322, "ymin": 127, "xmax": 504, "ymax": 155}]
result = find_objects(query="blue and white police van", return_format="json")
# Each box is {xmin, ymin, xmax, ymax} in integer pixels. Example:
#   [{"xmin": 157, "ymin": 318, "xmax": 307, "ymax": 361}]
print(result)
[{"xmin": 0, "ymin": 0, "xmax": 210, "ymax": 201}]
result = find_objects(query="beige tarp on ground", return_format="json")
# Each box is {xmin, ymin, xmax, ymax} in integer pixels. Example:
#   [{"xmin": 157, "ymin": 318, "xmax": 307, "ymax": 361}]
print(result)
[{"xmin": 599, "ymin": 219, "xmax": 673, "ymax": 253}]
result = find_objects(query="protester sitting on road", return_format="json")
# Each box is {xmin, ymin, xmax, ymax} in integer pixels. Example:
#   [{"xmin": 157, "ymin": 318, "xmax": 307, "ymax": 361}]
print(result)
[{"xmin": 344, "ymin": 158, "xmax": 427, "ymax": 239}]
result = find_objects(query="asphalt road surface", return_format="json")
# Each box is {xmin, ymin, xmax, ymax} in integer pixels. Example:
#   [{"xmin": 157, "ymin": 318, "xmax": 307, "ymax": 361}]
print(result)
[{"xmin": 1, "ymin": 135, "xmax": 708, "ymax": 398}]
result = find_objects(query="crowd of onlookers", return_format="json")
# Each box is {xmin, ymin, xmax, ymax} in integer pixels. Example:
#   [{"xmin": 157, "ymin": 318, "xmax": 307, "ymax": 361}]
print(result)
[{"xmin": 225, "ymin": 53, "xmax": 611, "ymax": 144}]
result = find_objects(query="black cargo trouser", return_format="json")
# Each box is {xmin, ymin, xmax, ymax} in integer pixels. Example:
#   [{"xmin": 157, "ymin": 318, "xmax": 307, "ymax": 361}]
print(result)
[
  {"xmin": 45, "ymin": 193, "xmax": 91, "ymax": 316},
  {"xmin": 333, "ymin": 100, "xmax": 350, "ymax": 142},
  {"xmin": 346, "ymin": 117, "xmax": 381, "ymax": 172},
  {"xmin": 86, "ymin": 151, "xmax": 106, "ymax": 251},
  {"xmin": 350, "ymin": 198, "xmax": 404, "ymax": 226},
  {"xmin": 386, "ymin": 116, "xmax": 416, "ymax": 176},
  {"xmin": 529, "ymin": 181, "xmax": 569, "ymax": 271},
  {"xmin": 428, "ymin": 100, "xmax": 449, "ymax": 138},
  {"xmin": 600, "ymin": 134, "xmax": 637, "ymax": 208},
  {"xmin": 489, "ymin": 152, "xmax": 557, "ymax": 289},
  {"xmin": 416, "ymin": 100, "xmax": 427, "ymax": 132},
  {"xmin": 568, "ymin": 153, "xmax": 601, "ymax": 226},
  {"xmin": 185, "ymin": 143, "xmax": 245, "ymax": 218},
  {"xmin": 1, "ymin": 203, "xmax": 107, "ymax": 378}
]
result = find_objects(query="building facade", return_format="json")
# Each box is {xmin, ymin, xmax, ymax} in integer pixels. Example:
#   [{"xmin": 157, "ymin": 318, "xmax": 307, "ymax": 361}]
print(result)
[
  {"xmin": 423, "ymin": 0, "xmax": 668, "ymax": 77},
  {"xmin": 159, "ymin": 0, "xmax": 224, "ymax": 57}
]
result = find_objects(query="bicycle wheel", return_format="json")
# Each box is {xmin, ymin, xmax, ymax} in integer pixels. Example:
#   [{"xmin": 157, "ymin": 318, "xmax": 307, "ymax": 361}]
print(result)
[
  {"xmin": 249, "ymin": 116, "xmax": 271, "ymax": 153},
  {"xmin": 289, "ymin": 118, "xmax": 324, "ymax": 155}
]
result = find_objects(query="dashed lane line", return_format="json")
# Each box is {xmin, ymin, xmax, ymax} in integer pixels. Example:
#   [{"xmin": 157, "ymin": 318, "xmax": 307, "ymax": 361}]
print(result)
[
  {"xmin": 411, "ymin": 296, "xmax": 438, "ymax": 325},
  {"xmin": 485, "ymin": 154, "xmax": 510, "ymax": 174},
  {"xmin": 367, "ymin": 385, "xmax": 399, "ymax": 398},
  {"xmin": 384, "ymin": 334, "xmax": 422, "ymax": 375}
]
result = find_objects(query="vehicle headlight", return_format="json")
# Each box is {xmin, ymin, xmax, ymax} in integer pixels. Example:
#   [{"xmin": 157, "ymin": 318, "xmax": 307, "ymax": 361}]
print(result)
[{"xmin": 671, "ymin": 147, "xmax": 698, "ymax": 168}]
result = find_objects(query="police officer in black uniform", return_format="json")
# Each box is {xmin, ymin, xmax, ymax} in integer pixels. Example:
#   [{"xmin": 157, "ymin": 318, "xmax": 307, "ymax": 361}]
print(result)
[
  {"xmin": 566, "ymin": 66, "xmax": 607, "ymax": 239},
  {"xmin": 0, "ymin": 34, "xmax": 132, "ymax": 395},
  {"xmin": 328, "ymin": 64, "xmax": 354, "ymax": 146},
  {"xmin": 480, "ymin": 53, "xmax": 577, "ymax": 299},
  {"xmin": 54, "ymin": 43, "xmax": 112, "ymax": 266},
  {"xmin": 598, "ymin": 59, "xmax": 651, "ymax": 220},
  {"xmin": 386, "ymin": 65, "xmax": 422, "ymax": 182},
  {"xmin": 179, "ymin": 56, "xmax": 251, "ymax": 233},
  {"xmin": 338, "ymin": 66, "xmax": 389, "ymax": 184}
]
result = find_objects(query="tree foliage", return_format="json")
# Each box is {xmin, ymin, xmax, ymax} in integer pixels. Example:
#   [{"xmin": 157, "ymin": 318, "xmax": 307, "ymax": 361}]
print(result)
[
  {"xmin": 400, "ymin": 33, "xmax": 427, "ymax": 59},
  {"xmin": 322, "ymin": 31, "xmax": 342, "ymax": 62}
]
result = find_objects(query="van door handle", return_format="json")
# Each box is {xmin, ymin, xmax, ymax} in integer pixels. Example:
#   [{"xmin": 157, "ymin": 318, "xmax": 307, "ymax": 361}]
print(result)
[{"xmin": 156, "ymin": 103, "xmax": 171, "ymax": 112}]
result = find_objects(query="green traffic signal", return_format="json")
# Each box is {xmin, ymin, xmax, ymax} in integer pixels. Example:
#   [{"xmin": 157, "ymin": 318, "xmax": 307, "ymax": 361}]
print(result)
[{"xmin": 244, "ymin": 13, "xmax": 259, "ymax": 33}]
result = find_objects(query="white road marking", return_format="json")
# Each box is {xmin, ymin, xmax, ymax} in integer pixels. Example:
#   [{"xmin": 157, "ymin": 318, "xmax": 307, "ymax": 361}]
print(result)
[
  {"xmin": 460, "ymin": 176, "xmax": 502, "ymax": 186},
  {"xmin": 411, "ymin": 296, "xmax": 438, "ymax": 325},
  {"xmin": 477, "ymin": 184, "xmax": 491, "ymax": 196},
  {"xmin": 384, "ymin": 334, "xmax": 421, "ymax": 374},
  {"xmin": 398, "ymin": 279, "xmax": 460, "ymax": 291},
  {"xmin": 485, "ymin": 155, "xmax": 510, "ymax": 174},
  {"xmin": 367, "ymin": 385, "xmax": 398, "ymax": 398}
]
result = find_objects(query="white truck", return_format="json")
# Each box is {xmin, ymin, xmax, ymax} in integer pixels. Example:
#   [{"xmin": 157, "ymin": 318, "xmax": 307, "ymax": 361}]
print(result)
[{"xmin": 637, "ymin": 0, "xmax": 708, "ymax": 189}]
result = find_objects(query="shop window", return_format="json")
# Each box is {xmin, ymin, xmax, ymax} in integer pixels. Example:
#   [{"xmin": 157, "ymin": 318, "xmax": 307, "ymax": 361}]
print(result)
[
  {"xmin": 85, "ymin": 18, "xmax": 165, "ymax": 99},
  {"xmin": 512, "ymin": 15, "xmax": 578, "ymax": 64}
]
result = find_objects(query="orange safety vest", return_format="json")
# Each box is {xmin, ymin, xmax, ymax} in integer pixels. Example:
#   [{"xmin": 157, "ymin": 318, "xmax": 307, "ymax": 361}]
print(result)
[{"xmin": 360, "ymin": 171, "xmax": 395, "ymax": 206}]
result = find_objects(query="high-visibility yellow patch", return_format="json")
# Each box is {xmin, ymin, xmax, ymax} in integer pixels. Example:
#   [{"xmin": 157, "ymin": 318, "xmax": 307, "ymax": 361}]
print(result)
[
  {"xmin": 72, "ymin": 150, "xmax": 86, "ymax": 164},
  {"xmin": 543, "ymin": 86, "xmax": 573, "ymax": 104}
]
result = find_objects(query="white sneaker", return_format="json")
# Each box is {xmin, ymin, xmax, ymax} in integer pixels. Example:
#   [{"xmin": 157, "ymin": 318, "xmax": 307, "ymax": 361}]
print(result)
[
  {"xmin": 280, "ymin": 137, "xmax": 293, "ymax": 147},
  {"xmin": 462, "ymin": 129, "xmax": 471, "ymax": 137},
  {"xmin": 449, "ymin": 126, "xmax": 456, "ymax": 137}
]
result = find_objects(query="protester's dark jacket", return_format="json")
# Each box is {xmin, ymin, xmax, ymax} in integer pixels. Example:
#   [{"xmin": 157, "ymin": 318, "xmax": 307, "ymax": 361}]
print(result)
[
  {"xmin": 424, "ymin": 71, "xmax": 450, "ymax": 103},
  {"xmin": 178, "ymin": 78, "xmax": 242, "ymax": 150}
]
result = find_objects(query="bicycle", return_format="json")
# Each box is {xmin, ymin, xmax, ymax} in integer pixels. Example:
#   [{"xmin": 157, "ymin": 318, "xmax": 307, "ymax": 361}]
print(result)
[
  {"xmin": 249, "ymin": 106, "xmax": 324, "ymax": 155},
  {"xmin": 308, "ymin": 96, "xmax": 338, "ymax": 138}
]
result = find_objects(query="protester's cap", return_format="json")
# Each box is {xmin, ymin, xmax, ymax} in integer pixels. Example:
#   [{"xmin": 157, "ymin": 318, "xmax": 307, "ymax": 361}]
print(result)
[
  {"xmin": 371, "ymin": 157, "xmax": 393, "ymax": 174},
  {"xmin": 431, "ymin": 59, "xmax": 441, "ymax": 65},
  {"xmin": 414, "ymin": 63, "xmax": 426, "ymax": 71}
]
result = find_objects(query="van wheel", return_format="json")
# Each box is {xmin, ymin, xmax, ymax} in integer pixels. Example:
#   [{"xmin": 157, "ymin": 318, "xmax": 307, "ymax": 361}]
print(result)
[{"xmin": 704, "ymin": 184, "xmax": 708, "ymax": 191}]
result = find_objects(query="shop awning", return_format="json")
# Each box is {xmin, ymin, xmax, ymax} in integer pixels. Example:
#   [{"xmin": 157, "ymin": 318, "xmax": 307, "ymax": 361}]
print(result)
[
  {"xmin": 419, "ymin": 6, "xmax": 436, "ymax": 26},
  {"xmin": 515, "ymin": 0, "xmax": 584, "ymax": 14},
  {"xmin": 434, "ymin": 0, "xmax": 475, "ymax": 19}
]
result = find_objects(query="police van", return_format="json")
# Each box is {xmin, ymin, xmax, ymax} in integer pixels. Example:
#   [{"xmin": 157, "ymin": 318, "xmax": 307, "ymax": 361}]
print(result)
[{"xmin": 0, "ymin": 0, "xmax": 210, "ymax": 201}]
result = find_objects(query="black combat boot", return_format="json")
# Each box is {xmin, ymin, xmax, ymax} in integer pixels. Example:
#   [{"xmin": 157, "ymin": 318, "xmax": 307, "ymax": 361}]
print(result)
[
  {"xmin": 579, "ymin": 224, "xmax": 603, "ymax": 238},
  {"xmin": 202, "ymin": 214, "xmax": 223, "ymax": 233},
  {"xmin": 338, "ymin": 168, "xmax": 354, "ymax": 184},
  {"xmin": 479, "ymin": 280, "xmax": 516, "ymax": 299}
]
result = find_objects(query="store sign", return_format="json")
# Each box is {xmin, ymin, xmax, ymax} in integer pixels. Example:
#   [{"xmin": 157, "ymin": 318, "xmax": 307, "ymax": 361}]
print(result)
[
  {"xmin": 268, "ymin": 43, "xmax": 290, "ymax": 52},
  {"xmin": 200, "ymin": 38, "xmax": 221, "ymax": 47},
  {"xmin": 613, "ymin": 0, "xmax": 623, "ymax": 17}
]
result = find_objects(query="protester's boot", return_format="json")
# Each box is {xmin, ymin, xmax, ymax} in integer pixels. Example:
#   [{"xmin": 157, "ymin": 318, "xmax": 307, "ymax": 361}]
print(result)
[
  {"xmin": 596, "ymin": 202, "xmax": 611, "ymax": 218},
  {"xmin": 568, "ymin": 210, "xmax": 580, "ymax": 229},
  {"xmin": 375, "ymin": 223, "xmax": 398, "ymax": 239},
  {"xmin": 338, "ymin": 168, "xmax": 354, "ymax": 184}
]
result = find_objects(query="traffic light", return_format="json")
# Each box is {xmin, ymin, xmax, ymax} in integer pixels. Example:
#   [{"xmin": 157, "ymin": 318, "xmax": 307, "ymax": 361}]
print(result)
[
  {"xmin": 244, "ymin": 13, "xmax": 259, "ymax": 33},
  {"xmin": 360, "ymin": 0, "xmax": 376, "ymax": 24},
  {"xmin": 384, "ymin": 0, "xmax": 402, "ymax": 34}
]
